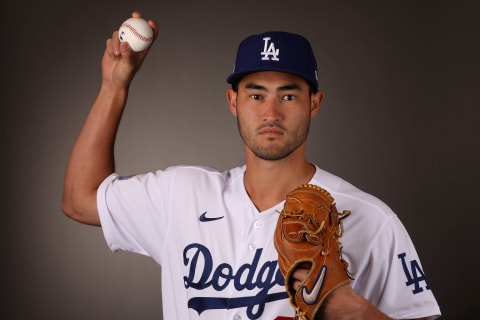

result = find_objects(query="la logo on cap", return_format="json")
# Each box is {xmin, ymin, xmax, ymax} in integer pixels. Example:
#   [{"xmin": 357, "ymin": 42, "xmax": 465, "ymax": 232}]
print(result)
[
  {"xmin": 261, "ymin": 37, "xmax": 280, "ymax": 61},
  {"xmin": 227, "ymin": 31, "xmax": 319, "ymax": 92}
]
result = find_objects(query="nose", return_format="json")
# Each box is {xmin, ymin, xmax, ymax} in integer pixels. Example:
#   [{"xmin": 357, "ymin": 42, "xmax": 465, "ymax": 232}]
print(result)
[{"xmin": 262, "ymin": 98, "xmax": 282, "ymax": 122}]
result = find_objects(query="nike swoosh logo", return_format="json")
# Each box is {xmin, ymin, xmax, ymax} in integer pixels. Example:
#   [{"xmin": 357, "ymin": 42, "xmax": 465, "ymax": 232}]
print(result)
[
  {"xmin": 301, "ymin": 265, "xmax": 327, "ymax": 305},
  {"xmin": 199, "ymin": 211, "xmax": 224, "ymax": 222}
]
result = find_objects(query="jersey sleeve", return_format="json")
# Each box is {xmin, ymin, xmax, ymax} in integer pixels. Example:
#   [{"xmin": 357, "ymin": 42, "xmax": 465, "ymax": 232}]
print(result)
[
  {"xmin": 352, "ymin": 214, "xmax": 441, "ymax": 319},
  {"xmin": 97, "ymin": 171, "xmax": 172, "ymax": 258}
]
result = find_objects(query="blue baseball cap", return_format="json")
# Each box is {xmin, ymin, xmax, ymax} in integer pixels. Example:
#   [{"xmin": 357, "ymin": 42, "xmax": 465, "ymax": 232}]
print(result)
[{"xmin": 226, "ymin": 31, "xmax": 319, "ymax": 91}]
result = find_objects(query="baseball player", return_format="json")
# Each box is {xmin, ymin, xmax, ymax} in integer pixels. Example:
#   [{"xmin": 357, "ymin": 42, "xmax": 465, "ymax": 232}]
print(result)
[{"xmin": 62, "ymin": 12, "xmax": 441, "ymax": 320}]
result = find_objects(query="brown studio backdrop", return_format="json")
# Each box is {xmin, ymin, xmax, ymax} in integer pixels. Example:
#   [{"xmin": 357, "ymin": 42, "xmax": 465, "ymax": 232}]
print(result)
[{"xmin": 3, "ymin": 0, "xmax": 479, "ymax": 319}]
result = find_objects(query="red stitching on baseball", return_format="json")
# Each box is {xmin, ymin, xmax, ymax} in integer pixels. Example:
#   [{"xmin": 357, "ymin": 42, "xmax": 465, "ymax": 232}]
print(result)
[{"xmin": 122, "ymin": 23, "xmax": 153, "ymax": 42}]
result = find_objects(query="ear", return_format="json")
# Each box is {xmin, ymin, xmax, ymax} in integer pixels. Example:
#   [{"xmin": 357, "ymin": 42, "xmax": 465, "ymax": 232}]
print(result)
[
  {"xmin": 226, "ymin": 88, "xmax": 238, "ymax": 117},
  {"xmin": 310, "ymin": 90, "xmax": 324, "ymax": 118}
]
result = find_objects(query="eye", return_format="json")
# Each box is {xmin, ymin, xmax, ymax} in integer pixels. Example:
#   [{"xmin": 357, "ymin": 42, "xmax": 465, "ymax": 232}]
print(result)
[
  {"xmin": 282, "ymin": 94, "xmax": 296, "ymax": 101},
  {"xmin": 250, "ymin": 94, "xmax": 262, "ymax": 100}
]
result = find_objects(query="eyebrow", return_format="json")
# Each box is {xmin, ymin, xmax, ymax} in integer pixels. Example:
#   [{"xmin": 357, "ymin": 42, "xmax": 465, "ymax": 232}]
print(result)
[{"xmin": 244, "ymin": 83, "xmax": 302, "ymax": 92}]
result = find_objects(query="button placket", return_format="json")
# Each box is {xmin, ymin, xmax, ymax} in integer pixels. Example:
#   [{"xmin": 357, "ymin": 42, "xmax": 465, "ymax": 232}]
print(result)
[{"xmin": 248, "ymin": 219, "xmax": 263, "ymax": 251}]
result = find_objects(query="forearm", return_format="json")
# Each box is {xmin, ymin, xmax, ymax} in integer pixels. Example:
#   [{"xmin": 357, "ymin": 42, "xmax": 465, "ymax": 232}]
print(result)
[
  {"xmin": 62, "ymin": 85, "xmax": 128, "ymax": 225},
  {"xmin": 319, "ymin": 285, "xmax": 392, "ymax": 320},
  {"xmin": 319, "ymin": 285, "xmax": 427, "ymax": 320}
]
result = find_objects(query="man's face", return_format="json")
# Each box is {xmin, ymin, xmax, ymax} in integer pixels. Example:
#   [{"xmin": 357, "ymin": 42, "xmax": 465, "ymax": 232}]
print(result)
[{"xmin": 227, "ymin": 71, "xmax": 322, "ymax": 161}]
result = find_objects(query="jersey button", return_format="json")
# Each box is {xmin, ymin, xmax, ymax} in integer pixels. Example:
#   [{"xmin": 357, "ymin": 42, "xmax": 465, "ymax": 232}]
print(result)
[
  {"xmin": 253, "ymin": 220, "xmax": 262, "ymax": 229},
  {"xmin": 233, "ymin": 315, "xmax": 241, "ymax": 320},
  {"xmin": 248, "ymin": 243, "xmax": 256, "ymax": 251}
]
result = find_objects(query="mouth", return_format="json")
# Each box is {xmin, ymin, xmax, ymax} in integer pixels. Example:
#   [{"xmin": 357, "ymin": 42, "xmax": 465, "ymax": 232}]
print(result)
[
  {"xmin": 257, "ymin": 123, "xmax": 285, "ymax": 137},
  {"xmin": 258, "ymin": 129, "xmax": 284, "ymax": 139}
]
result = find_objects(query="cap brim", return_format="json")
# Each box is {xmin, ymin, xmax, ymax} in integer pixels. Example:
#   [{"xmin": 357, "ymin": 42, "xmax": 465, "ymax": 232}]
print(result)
[{"xmin": 227, "ymin": 68, "xmax": 316, "ymax": 91}]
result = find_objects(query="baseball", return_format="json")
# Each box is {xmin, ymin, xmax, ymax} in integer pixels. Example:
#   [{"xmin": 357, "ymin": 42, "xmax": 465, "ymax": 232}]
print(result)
[{"xmin": 118, "ymin": 17, "xmax": 153, "ymax": 52}]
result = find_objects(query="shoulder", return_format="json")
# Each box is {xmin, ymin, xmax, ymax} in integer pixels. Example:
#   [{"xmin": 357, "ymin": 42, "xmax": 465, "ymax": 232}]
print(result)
[
  {"xmin": 103, "ymin": 165, "xmax": 246, "ymax": 194},
  {"xmin": 129, "ymin": 165, "xmax": 246, "ymax": 192},
  {"xmin": 161, "ymin": 164, "xmax": 245, "ymax": 184},
  {"xmin": 311, "ymin": 166, "xmax": 398, "ymax": 239},
  {"xmin": 312, "ymin": 166, "xmax": 394, "ymax": 218},
  {"xmin": 312, "ymin": 166, "xmax": 413, "ymax": 262}
]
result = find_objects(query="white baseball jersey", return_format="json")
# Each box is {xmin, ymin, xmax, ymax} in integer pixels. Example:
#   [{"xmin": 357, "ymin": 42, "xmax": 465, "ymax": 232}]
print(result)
[{"xmin": 97, "ymin": 165, "xmax": 441, "ymax": 320}]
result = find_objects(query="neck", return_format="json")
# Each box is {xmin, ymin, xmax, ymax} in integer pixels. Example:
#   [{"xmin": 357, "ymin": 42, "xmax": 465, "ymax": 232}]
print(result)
[{"xmin": 243, "ymin": 150, "xmax": 316, "ymax": 212}]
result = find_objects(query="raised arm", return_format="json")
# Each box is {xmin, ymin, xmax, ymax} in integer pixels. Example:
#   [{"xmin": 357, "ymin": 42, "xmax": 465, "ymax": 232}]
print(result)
[{"xmin": 61, "ymin": 12, "xmax": 158, "ymax": 226}]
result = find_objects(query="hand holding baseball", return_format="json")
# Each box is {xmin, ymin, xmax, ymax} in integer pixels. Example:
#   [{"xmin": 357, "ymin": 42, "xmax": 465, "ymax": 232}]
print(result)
[
  {"xmin": 118, "ymin": 17, "xmax": 154, "ymax": 52},
  {"xmin": 102, "ymin": 12, "xmax": 158, "ymax": 90}
]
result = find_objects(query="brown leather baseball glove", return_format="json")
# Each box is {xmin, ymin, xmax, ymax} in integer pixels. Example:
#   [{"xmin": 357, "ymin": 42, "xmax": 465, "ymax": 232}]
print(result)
[{"xmin": 274, "ymin": 184, "xmax": 352, "ymax": 320}]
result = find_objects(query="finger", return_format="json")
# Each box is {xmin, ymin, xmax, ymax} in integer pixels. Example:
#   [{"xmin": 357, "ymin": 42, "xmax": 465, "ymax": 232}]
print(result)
[
  {"xmin": 131, "ymin": 11, "xmax": 142, "ymax": 18},
  {"xmin": 147, "ymin": 19, "xmax": 159, "ymax": 40},
  {"xmin": 119, "ymin": 40, "xmax": 134, "ymax": 59},
  {"xmin": 292, "ymin": 279, "xmax": 301, "ymax": 291},
  {"xmin": 105, "ymin": 38, "xmax": 118, "ymax": 57},
  {"xmin": 105, "ymin": 31, "xmax": 122, "ymax": 57},
  {"xmin": 111, "ymin": 30, "xmax": 121, "ymax": 47},
  {"xmin": 292, "ymin": 267, "xmax": 310, "ymax": 281}
]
